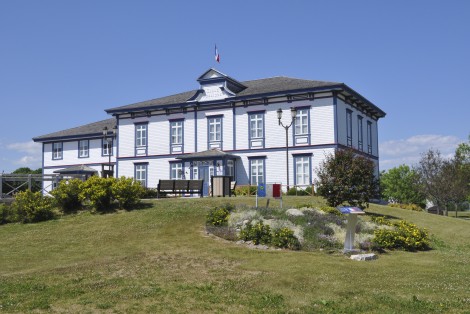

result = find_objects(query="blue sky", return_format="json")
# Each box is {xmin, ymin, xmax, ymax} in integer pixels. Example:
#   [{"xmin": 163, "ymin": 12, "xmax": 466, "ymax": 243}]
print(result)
[{"xmin": 1, "ymin": 0, "xmax": 469, "ymax": 172}]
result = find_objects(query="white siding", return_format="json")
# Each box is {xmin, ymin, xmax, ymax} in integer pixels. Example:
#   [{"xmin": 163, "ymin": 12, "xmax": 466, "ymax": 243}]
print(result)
[
  {"xmin": 43, "ymin": 138, "xmax": 115, "ymax": 168},
  {"xmin": 311, "ymin": 98, "xmax": 335, "ymax": 145}
]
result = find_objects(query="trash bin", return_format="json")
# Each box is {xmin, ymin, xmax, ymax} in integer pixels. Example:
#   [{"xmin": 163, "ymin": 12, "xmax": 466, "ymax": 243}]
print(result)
[{"xmin": 211, "ymin": 175, "xmax": 232, "ymax": 197}]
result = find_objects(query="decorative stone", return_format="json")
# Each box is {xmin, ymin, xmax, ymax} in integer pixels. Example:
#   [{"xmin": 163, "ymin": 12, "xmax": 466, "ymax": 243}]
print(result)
[
  {"xmin": 286, "ymin": 208, "xmax": 304, "ymax": 216},
  {"xmin": 350, "ymin": 253, "xmax": 378, "ymax": 261}
]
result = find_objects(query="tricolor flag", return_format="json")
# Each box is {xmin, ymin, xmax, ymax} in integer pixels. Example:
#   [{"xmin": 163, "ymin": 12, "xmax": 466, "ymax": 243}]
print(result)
[{"xmin": 214, "ymin": 44, "xmax": 220, "ymax": 63}]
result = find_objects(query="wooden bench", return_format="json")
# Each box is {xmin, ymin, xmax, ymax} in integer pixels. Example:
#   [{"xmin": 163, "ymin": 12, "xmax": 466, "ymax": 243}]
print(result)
[{"xmin": 157, "ymin": 179, "xmax": 204, "ymax": 198}]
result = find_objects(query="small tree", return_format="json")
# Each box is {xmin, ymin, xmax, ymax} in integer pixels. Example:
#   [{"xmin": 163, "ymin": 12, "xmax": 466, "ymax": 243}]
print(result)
[
  {"xmin": 315, "ymin": 149, "xmax": 378, "ymax": 208},
  {"xmin": 380, "ymin": 165, "xmax": 425, "ymax": 206},
  {"xmin": 415, "ymin": 149, "xmax": 470, "ymax": 216}
]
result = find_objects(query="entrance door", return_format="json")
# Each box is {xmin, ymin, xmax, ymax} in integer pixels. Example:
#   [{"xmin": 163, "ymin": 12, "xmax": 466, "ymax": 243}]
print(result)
[{"xmin": 199, "ymin": 166, "xmax": 210, "ymax": 196}]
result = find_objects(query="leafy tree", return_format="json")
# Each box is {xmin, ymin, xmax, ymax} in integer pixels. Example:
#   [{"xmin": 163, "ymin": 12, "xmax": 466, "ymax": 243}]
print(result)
[
  {"xmin": 315, "ymin": 149, "xmax": 379, "ymax": 208},
  {"xmin": 415, "ymin": 149, "xmax": 470, "ymax": 216},
  {"xmin": 12, "ymin": 167, "xmax": 42, "ymax": 174},
  {"xmin": 455, "ymin": 135, "xmax": 470, "ymax": 202},
  {"xmin": 380, "ymin": 165, "xmax": 425, "ymax": 206}
]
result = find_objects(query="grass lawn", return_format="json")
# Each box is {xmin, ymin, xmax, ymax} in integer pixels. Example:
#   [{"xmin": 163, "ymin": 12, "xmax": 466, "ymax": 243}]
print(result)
[{"xmin": 1, "ymin": 196, "xmax": 469, "ymax": 313}]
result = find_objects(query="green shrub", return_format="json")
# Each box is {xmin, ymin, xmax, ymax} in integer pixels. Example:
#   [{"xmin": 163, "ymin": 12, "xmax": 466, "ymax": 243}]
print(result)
[
  {"xmin": 272, "ymin": 227, "xmax": 301, "ymax": 250},
  {"xmin": 239, "ymin": 221, "xmax": 272, "ymax": 245},
  {"xmin": 319, "ymin": 206, "xmax": 342, "ymax": 216},
  {"xmin": 141, "ymin": 188, "xmax": 159, "ymax": 199},
  {"xmin": 0, "ymin": 203, "xmax": 17, "ymax": 224},
  {"xmin": 79, "ymin": 176, "xmax": 115, "ymax": 212},
  {"xmin": 206, "ymin": 207, "xmax": 230, "ymax": 226},
  {"xmin": 373, "ymin": 220, "xmax": 430, "ymax": 251},
  {"xmin": 111, "ymin": 177, "xmax": 145, "ymax": 210},
  {"xmin": 12, "ymin": 190, "xmax": 55, "ymax": 223},
  {"xmin": 287, "ymin": 187, "xmax": 313, "ymax": 196},
  {"xmin": 51, "ymin": 179, "xmax": 83, "ymax": 213}
]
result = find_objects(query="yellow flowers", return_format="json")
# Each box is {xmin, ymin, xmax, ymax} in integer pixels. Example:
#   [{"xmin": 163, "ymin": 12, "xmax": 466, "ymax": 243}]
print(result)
[{"xmin": 373, "ymin": 216, "xmax": 430, "ymax": 251}]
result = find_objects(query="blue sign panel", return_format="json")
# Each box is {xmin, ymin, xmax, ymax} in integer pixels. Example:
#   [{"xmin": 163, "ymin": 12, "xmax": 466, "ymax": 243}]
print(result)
[
  {"xmin": 257, "ymin": 183, "xmax": 266, "ymax": 197},
  {"xmin": 339, "ymin": 207, "xmax": 365, "ymax": 214}
]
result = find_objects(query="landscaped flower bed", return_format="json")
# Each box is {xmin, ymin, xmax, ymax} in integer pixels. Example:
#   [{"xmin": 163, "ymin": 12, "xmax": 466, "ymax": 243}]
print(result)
[{"xmin": 206, "ymin": 203, "xmax": 431, "ymax": 252}]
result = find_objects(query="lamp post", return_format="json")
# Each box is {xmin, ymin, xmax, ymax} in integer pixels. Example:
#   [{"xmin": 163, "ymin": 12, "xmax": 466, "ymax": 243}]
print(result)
[
  {"xmin": 103, "ymin": 125, "xmax": 117, "ymax": 178},
  {"xmin": 277, "ymin": 107, "xmax": 297, "ymax": 191}
]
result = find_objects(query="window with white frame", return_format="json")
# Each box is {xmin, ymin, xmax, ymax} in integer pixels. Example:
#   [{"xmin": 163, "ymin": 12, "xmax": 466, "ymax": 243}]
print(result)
[
  {"xmin": 170, "ymin": 120, "xmax": 183, "ymax": 145},
  {"xmin": 79, "ymin": 140, "xmax": 89, "ymax": 158},
  {"xmin": 367, "ymin": 121, "xmax": 373, "ymax": 154},
  {"xmin": 135, "ymin": 124, "xmax": 147, "ymax": 148},
  {"xmin": 249, "ymin": 113, "xmax": 263, "ymax": 139},
  {"xmin": 227, "ymin": 160, "xmax": 235, "ymax": 181},
  {"xmin": 357, "ymin": 115, "xmax": 363, "ymax": 151},
  {"xmin": 346, "ymin": 109, "xmax": 353, "ymax": 147},
  {"xmin": 295, "ymin": 156, "xmax": 310, "ymax": 186},
  {"xmin": 52, "ymin": 142, "xmax": 63, "ymax": 160},
  {"xmin": 102, "ymin": 139, "xmax": 113, "ymax": 156},
  {"xmin": 170, "ymin": 163, "xmax": 183, "ymax": 180},
  {"xmin": 250, "ymin": 158, "xmax": 264, "ymax": 186},
  {"xmin": 294, "ymin": 108, "xmax": 309, "ymax": 135},
  {"xmin": 208, "ymin": 117, "xmax": 222, "ymax": 142},
  {"xmin": 135, "ymin": 164, "xmax": 147, "ymax": 187}
]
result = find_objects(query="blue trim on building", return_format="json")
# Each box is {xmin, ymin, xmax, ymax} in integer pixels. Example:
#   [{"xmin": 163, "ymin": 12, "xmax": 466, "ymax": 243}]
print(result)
[
  {"xmin": 134, "ymin": 162, "xmax": 149, "ymax": 187},
  {"xmin": 105, "ymin": 85, "xmax": 346, "ymax": 115},
  {"xmin": 292, "ymin": 106, "xmax": 311, "ymax": 146},
  {"xmin": 248, "ymin": 111, "xmax": 265, "ymax": 149},
  {"xmin": 333, "ymin": 92, "xmax": 338, "ymax": 144},
  {"xmin": 77, "ymin": 139, "xmax": 89, "ymax": 159},
  {"xmin": 248, "ymin": 157, "xmax": 266, "ymax": 185},
  {"xmin": 52, "ymin": 142, "xmax": 63, "ymax": 160},
  {"xmin": 207, "ymin": 115, "xmax": 223, "ymax": 150},
  {"xmin": 169, "ymin": 119, "xmax": 185, "ymax": 154},
  {"xmin": 357, "ymin": 115, "xmax": 363, "ymax": 152},
  {"xmin": 116, "ymin": 118, "xmax": 120, "ymax": 177},
  {"xmin": 134, "ymin": 123, "xmax": 148, "ymax": 156},
  {"xmin": 232, "ymin": 105, "xmax": 236, "ymax": 150},
  {"xmin": 293, "ymin": 154, "xmax": 312, "ymax": 185},
  {"xmin": 101, "ymin": 139, "xmax": 114, "ymax": 157},
  {"xmin": 194, "ymin": 108, "xmax": 198, "ymax": 152}
]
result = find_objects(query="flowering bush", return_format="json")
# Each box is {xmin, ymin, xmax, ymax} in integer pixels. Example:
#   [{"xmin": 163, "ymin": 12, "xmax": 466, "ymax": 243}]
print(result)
[
  {"xmin": 272, "ymin": 227, "xmax": 301, "ymax": 250},
  {"xmin": 239, "ymin": 221, "xmax": 272, "ymax": 245},
  {"xmin": 373, "ymin": 219, "xmax": 430, "ymax": 251},
  {"xmin": 12, "ymin": 190, "xmax": 55, "ymax": 223},
  {"xmin": 206, "ymin": 207, "xmax": 230, "ymax": 226},
  {"xmin": 79, "ymin": 176, "xmax": 115, "ymax": 212},
  {"xmin": 233, "ymin": 185, "xmax": 257, "ymax": 196},
  {"xmin": 111, "ymin": 176, "xmax": 145, "ymax": 210},
  {"xmin": 389, "ymin": 203, "xmax": 424, "ymax": 211},
  {"xmin": 51, "ymin": 178, "xmax": 83, "ymax": 213}
]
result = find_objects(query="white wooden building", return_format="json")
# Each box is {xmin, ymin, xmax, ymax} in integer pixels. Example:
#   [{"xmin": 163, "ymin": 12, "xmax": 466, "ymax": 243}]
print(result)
[{"xmin": 33, "ymin": 69, "xmax": 386, "ymax": 195}]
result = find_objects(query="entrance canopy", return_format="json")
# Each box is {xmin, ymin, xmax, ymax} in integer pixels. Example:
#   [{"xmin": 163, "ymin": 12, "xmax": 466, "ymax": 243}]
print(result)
[
  {"xmin": 53, "ymin": 165, "xmax": 98, "ymax": 175},
  {"xmin": 176, "ymin": 149, "xmax": 240, "ymax": 162}
]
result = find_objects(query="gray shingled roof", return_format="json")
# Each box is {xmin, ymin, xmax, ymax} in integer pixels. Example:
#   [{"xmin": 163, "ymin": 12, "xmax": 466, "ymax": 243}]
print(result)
[
  {"xmin": 105, "ymin": 76, "xmax": 342, "ymax": 113},
  {"xmin": 33, "ymin": 118, "xmax": 116, "ymax": 142}
]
